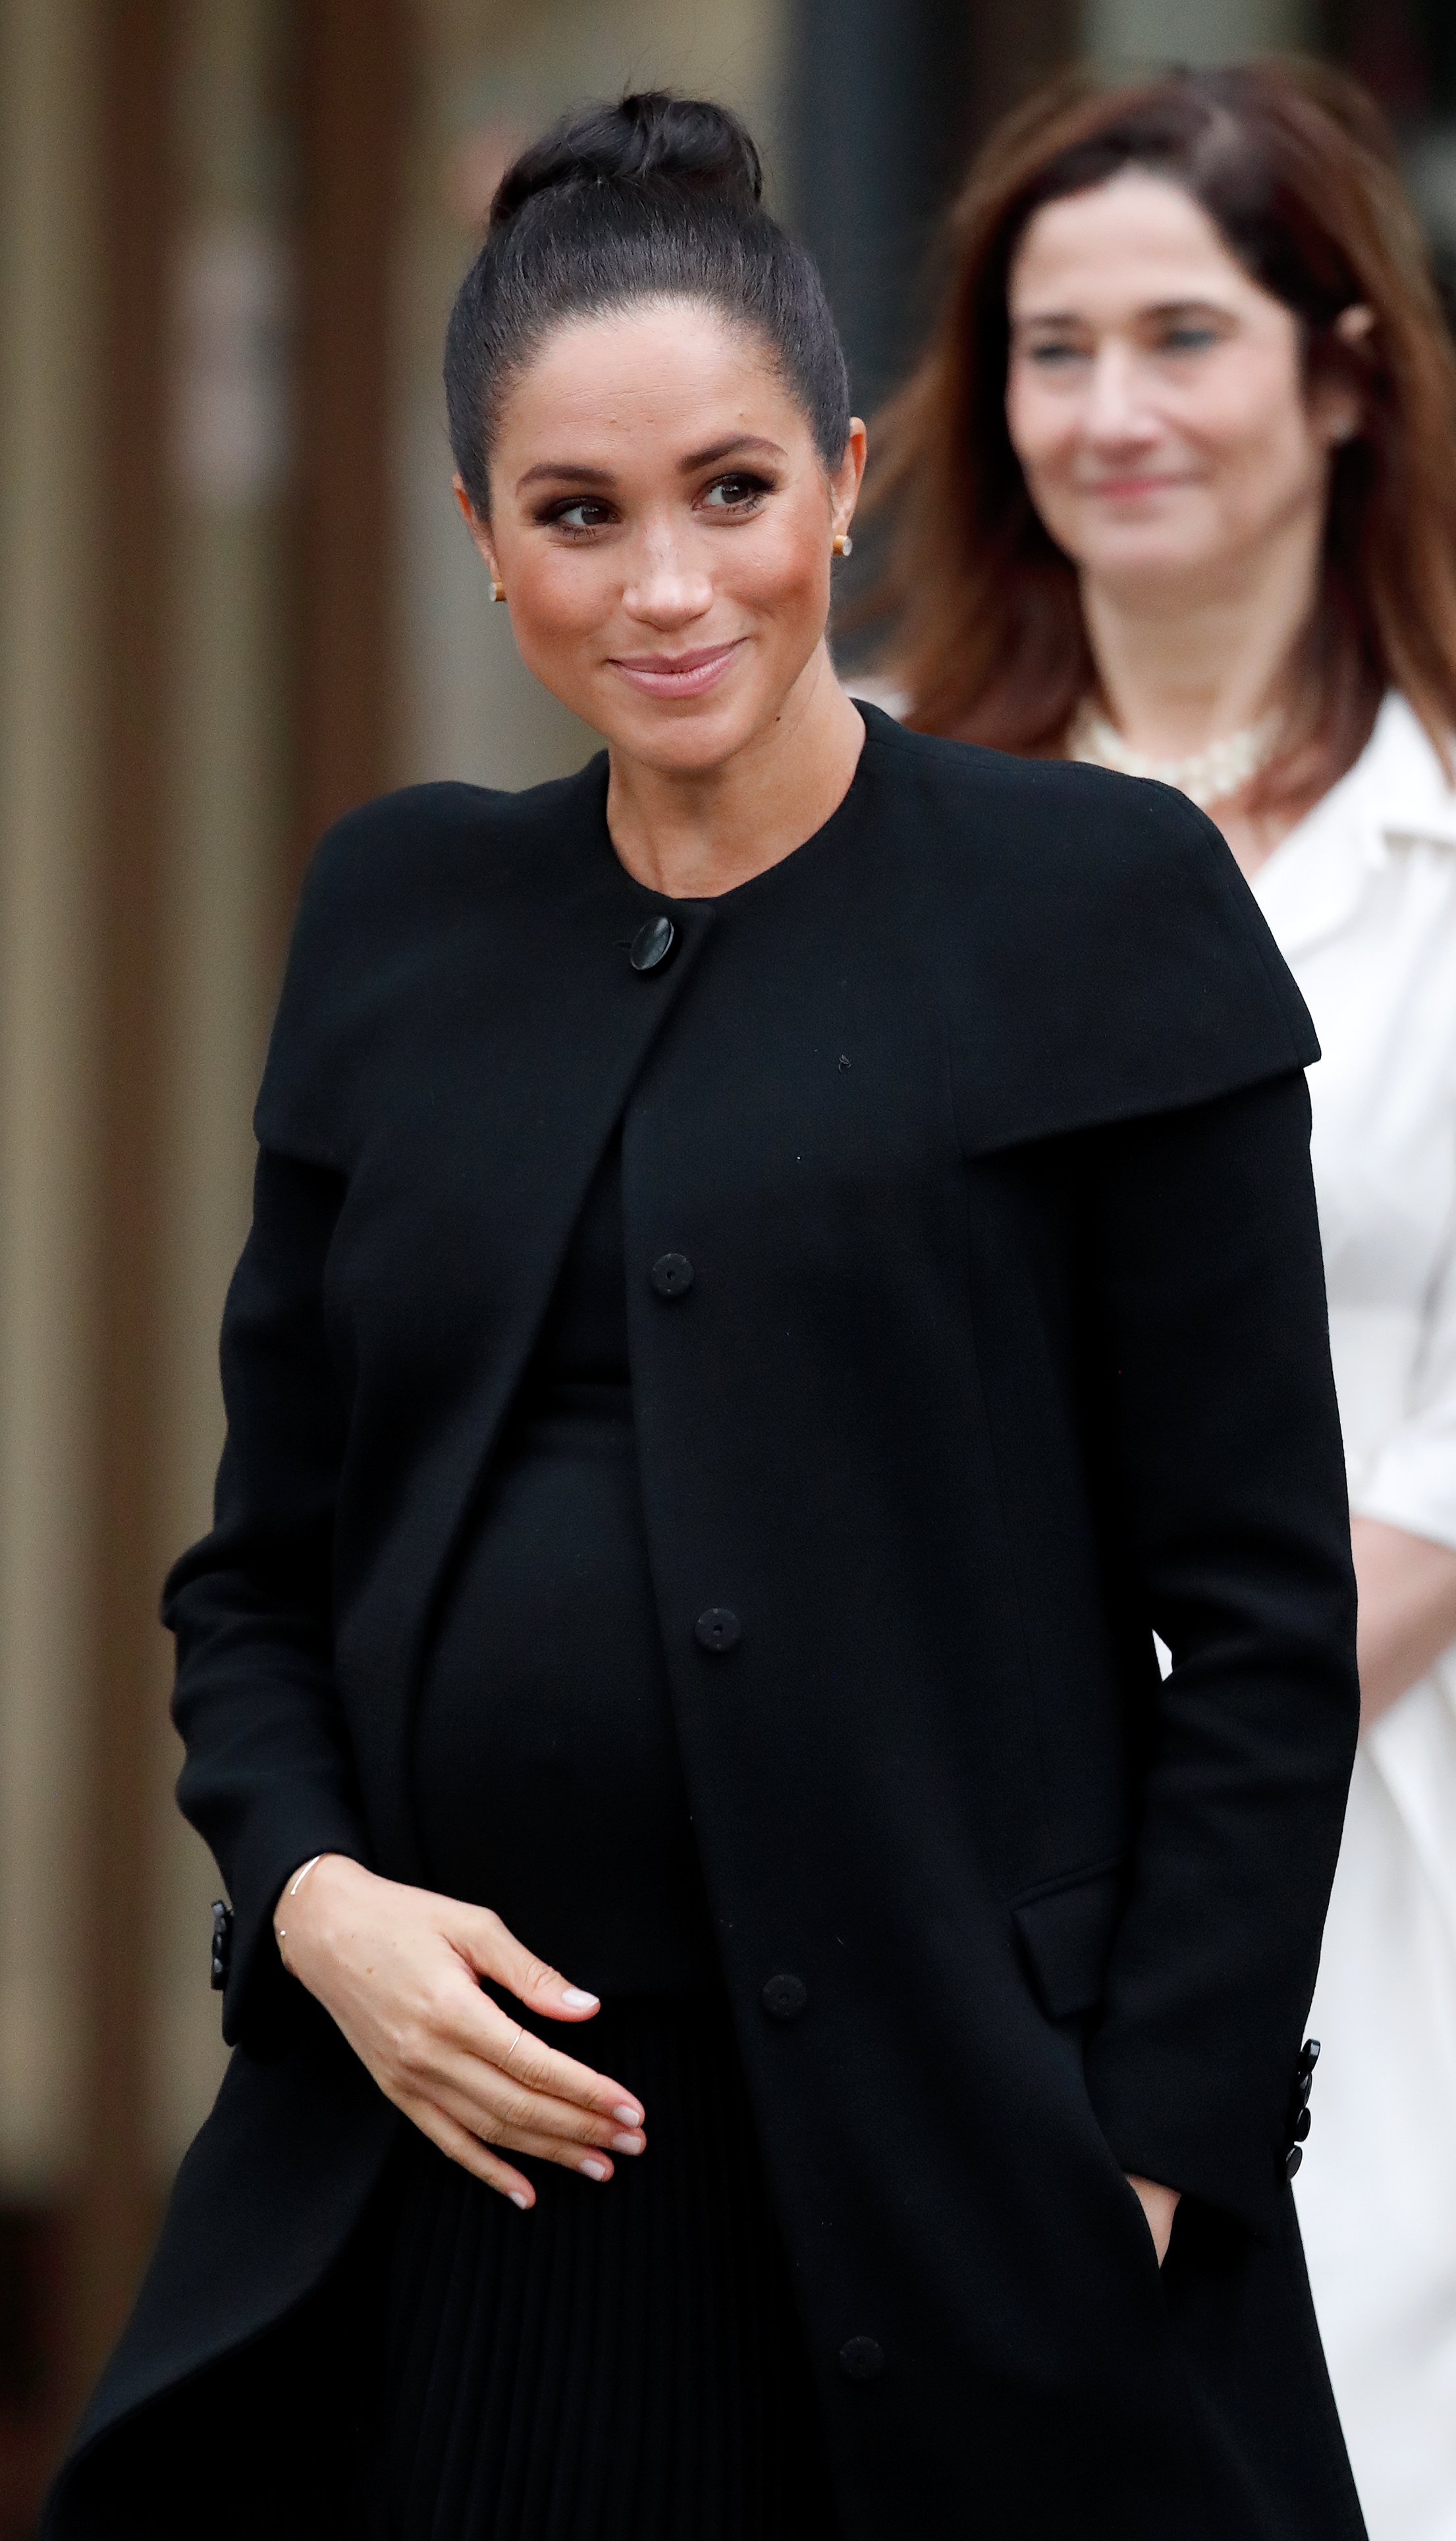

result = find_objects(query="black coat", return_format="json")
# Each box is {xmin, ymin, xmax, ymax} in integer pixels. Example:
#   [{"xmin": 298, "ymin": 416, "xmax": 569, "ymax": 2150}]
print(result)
[{"xmin": 47, "ymin": 707, "xmax": 1365, "ymax": 2539}]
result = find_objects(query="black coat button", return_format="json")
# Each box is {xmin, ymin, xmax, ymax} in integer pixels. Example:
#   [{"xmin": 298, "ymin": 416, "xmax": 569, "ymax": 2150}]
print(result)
[
  {"xmin": 1292, "ymin": 2108, "xmax": 1310, "ymax": 2143},
  {"xmin": 650, "ymin": 1252, "xmax": 694, "ymax": 1298},
  {"xmin": 695, "ymin": 1607, "xmax": 741, "ymax": 1653},
  {"xmin": 1285, "ymin": 2145, "xmax": 1303, "ymax": 2179},
  {"xmin": 630, "ymin": 914, "xmax": 676, "ymax": 973},
  {"xmin": 210, "ymin": 1899, "xmax": 232, "ymax": 1991},
  {"xmin": 838, "ymin": 2336, "xmax": 884, "ymax": 2382},
  {"xmin": 762, "ymin": 1973, "xmax": 808, "ymax": 2021}
]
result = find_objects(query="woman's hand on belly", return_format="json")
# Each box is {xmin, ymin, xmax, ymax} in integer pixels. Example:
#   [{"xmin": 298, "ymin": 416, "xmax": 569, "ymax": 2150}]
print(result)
[{"xmin": 273, "ymin": 1854, "xmax": 647, "ymax": 2208}]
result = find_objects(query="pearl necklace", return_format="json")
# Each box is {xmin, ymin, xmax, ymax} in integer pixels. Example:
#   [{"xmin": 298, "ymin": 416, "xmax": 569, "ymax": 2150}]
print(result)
[{"xmin": 1070, "ymin": 703, "xmax": 1283, "ymax": 809}]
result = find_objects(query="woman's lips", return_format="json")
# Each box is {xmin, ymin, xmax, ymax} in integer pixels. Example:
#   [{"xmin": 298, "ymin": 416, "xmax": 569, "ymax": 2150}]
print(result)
[{"xmin": 608, "ymin": 640, "xmax": 744, "ymax": 699}]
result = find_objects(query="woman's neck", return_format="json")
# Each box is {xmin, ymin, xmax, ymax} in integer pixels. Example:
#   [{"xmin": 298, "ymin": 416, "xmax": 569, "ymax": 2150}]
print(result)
[
  {"xmin": 1079, "ymin": 512, "xmax": 1320, "ymax": 763},
  {"xmin": 605, "ymin": 645, "xmax": 866, "ymax": 901}
]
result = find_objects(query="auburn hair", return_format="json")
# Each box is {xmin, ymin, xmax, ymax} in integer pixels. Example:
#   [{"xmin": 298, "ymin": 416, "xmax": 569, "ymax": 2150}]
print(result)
[{"xmin": 865, "ymin": 58, "xmax": 1456, "ymax": 811}]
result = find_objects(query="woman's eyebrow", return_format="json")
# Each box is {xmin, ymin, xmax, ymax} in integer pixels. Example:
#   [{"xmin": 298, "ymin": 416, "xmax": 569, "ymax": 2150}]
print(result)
[
  {"xmin": 516, "ymin": 460, "xmax": 616, "ymax": 493},
  {"xmin": 516, "ymin": 434, "xmax": 788, "ymax": 497},
  {"xmin": 676, "ymin": 433, "xmax": 787, "ymax": 472},
  {"xmin": 1013, "ymin": 295, "xmax": 1232, "ymax": 331}
]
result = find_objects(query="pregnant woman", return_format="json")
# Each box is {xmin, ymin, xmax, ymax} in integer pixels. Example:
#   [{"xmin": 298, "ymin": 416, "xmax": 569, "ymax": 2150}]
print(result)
[{"xmin": 48, "ymin": 91, "xmax": 1362, "ymax": 2541}]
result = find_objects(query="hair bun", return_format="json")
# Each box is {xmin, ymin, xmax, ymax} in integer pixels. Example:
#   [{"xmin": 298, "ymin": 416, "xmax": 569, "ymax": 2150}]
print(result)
[{"xmin": 491, "ymin": 91, "xmax": 763, "ymax": 227}]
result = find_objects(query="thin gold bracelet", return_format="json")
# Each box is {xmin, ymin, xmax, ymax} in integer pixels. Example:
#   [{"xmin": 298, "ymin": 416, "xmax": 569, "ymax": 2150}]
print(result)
[{"xmin": 274, "ymin": 1853, "xmax": 325, "ymax": 1950}]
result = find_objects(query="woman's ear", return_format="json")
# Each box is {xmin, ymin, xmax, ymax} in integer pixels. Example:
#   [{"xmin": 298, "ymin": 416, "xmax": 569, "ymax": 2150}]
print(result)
[
  {"xmin": 452, "ymin": 472, "xmax": 500, "ymax": 584},
  {"xmin": 831, "ymin": 418, "xmax": 869, "ymax": 545},
  {"xmin": 1315, "ymin": 307, "xmax": 1375, "ymax": 449}
]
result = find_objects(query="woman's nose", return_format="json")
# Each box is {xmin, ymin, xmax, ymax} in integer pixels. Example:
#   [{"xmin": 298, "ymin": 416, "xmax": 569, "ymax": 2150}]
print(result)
[
  {"xmin": 1081, "ymin": 344, "xmax": 1160, "ymax": 448},
  {"xmin": 621, "ymin": 535, "xmax": 714, "ymax": 628}
]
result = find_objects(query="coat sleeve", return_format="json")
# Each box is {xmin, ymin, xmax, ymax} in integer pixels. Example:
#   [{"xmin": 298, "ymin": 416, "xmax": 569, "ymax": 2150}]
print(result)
[
  {"xmin": 1079, "ymin": 1068, "xmax": 1361, "ymax": 2237},
  {"xmin": 164, "ymin": 1143, "xmax": 371, "ymax": 2050}
]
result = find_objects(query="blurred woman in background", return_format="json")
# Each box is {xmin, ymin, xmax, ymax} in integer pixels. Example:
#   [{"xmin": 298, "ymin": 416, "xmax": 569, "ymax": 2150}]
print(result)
[{"xmin": 870, "ymin": 59, "xmax": 1456, "ymax": 2541}]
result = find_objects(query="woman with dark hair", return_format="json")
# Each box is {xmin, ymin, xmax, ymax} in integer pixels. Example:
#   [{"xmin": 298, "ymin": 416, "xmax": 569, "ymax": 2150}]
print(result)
[
  {"xmin": 49, "ymin": 89, "xmax": 1361, "ymax": 2541},
  {"xmin": 871, "ymin": 59, "xmax": 1456, "ymax": 2541}
]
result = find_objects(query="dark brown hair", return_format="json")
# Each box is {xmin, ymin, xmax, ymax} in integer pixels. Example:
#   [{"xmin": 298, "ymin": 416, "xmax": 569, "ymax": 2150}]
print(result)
[{"xmin": 867, "ymin": 59, "xmax": 1456, "ymax": 809}]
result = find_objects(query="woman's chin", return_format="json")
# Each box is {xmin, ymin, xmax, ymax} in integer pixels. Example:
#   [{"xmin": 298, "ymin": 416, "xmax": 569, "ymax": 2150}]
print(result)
[
  {"xmin": 596, "ymin": 685, "xmax": 771, "ymax": 776},
  {"xmin": 1077, "ymin": 531, "xmax": 1241, "ymax": 603}
]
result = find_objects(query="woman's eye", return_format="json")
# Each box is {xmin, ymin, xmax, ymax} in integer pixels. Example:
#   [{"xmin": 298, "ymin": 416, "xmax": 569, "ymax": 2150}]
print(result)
[
  {"xmin": 700, "ymin": 472, "xmax": 772, "ymax": 512},
  {"xmin": 545, "ymin": 497, "xmax": 615, "ymax": 532},
  {"xmin": 1025, "ymin": 340, "xmax": 1088, "ymax": 369},
  {"xmin": 1160, "ymin": 325, "xmax": 1220, "ymax": 355}
]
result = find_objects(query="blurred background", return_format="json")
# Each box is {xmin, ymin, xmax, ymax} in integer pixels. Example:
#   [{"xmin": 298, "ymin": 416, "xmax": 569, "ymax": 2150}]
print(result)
[{"xmin": 1, "ymin": 0, "xmax": 1453, "ymax": 2527}]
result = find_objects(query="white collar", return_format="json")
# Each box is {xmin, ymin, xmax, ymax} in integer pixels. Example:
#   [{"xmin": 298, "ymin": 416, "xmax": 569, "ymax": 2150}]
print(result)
[{"xmin": 1252, "ymin": 695, "xmax": 1456, "ymax": 955}]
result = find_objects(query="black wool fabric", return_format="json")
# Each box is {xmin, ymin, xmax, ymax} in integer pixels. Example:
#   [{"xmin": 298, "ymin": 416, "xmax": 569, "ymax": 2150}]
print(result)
[
  {"xmin": 47, "ymin": 707, "xmax": 1366, "ymax": 2541},
  {"xmin": 363, "ymin": 1996, "xmax": 838, "ymax": 2541},
  {"xmin": 413, "ymin": 1133, "xmax": 717, "ymax": 1995}
]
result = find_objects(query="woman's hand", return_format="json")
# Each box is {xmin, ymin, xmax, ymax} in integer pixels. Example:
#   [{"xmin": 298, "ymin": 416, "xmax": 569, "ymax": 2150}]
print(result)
[
  {"xmin": 1351, "ymin": 1514, "xmax": 1456, "ymax": 1732},
  {"xmin": 273, "ymin": 1854, "xmax": 645, "ymax": 2209},
  {"xmin": 1125, "ymin": 2173, "xmax": 1180, "ymax": 2265}
]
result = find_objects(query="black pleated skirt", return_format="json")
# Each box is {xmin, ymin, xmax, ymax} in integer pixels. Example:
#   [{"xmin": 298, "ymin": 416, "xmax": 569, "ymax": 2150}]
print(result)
[{"xmin": 356, "ymin": 1992, "xmax": 840, "ymax": 2541}]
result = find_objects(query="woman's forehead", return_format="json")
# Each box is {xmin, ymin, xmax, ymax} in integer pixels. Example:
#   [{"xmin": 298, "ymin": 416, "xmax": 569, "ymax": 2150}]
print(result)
[
  {"xmin": 1009, "ymin": 171, "xmax": 1260, "ymax": 315},
  {"xmin": 493, "ymin": 303, "xmax": 806, "ymax": 468}
]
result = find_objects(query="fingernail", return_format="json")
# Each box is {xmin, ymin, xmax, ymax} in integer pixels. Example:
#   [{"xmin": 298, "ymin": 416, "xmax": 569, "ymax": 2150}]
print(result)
[
  {"xmin": 509, "ymin": 2189, "xmax": 531, "ymax": 2210},
  {"xmin": 612, "ymin": 2103, "xmax": 642, "ymax": 2127},
  {"xmin": 610, "ymin": 2131, "xmax": 645, "ymax": 2154},
  {"xmin": 579, "ymin": 2156, "xmax": 610, "ymax": 2181},
  {"xmin": 562, "ymin": 1987, "xmax": 599, "ymax": 2009}
]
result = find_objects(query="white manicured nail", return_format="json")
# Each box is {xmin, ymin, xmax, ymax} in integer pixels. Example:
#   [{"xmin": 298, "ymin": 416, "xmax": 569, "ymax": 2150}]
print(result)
[
  {"xmin": 562, "ymin": 1988, "xmax": 599, "ymax": 2009},
  {"xmin": 612, "ymin": 2104, "xmax": 642, "ymax": 2126},
  {"xmin": 610, "ymin": 2131, "xmax": 645, "ymax": 2154},
  {"xmin": 579, "ymin": 2157, "xmax": 609, "ymax": 2181},
  {"xmin": 509, "ymin": 2189, "xmax": 530, "ymax": 2210}
]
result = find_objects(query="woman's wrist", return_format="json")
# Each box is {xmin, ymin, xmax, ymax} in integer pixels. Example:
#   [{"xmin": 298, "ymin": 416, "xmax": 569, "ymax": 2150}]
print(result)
[{"xmin": 273, "ymin": 1851, "xmax": 359, "ymax": 1965}]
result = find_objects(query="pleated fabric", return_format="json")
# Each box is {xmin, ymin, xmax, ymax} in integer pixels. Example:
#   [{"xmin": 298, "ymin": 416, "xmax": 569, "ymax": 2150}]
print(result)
[{"xmin": 360, "ymin": 1993, "xmax": 840, "ymax": 2541}]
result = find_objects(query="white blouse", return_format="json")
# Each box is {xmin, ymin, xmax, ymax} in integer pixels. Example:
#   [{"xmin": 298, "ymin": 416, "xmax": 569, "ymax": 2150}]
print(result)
[{"xmin": 1251, "ymin": 694, "xmax": 1456, "ymax": 2541}]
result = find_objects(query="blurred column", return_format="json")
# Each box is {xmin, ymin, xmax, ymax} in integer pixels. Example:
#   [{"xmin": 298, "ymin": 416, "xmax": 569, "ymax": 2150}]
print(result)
[
  {"xmin": 68, "ymin": 0, "xmax": 179, "ymax": 2409},
  {"xmin": 788, "ymin": 0, "xmax": 1079, "ymax": 416},
  {"xmin": 290, "ymin": 0, "xmax": 410, "ymax": 885}
]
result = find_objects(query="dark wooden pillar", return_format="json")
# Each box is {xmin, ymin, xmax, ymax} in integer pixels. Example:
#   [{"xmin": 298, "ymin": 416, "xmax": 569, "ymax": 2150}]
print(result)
[
  {"xmin": 68, "ymin": 0, "xmax": 177, "ymax": 2411},
  {"xmin": 788, "ymin": 0, "xmax": 1078, "ymax": 413},
  {"xmin": 290, "ymin": 0, "xmax": 410, "ymax": 890}
]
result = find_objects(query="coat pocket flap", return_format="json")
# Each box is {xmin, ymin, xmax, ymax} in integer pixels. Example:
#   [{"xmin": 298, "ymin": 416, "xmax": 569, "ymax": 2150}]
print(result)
[{"xmin": 1013, "ymin": 1862, "xmax": 1127, "ymax": 2020}]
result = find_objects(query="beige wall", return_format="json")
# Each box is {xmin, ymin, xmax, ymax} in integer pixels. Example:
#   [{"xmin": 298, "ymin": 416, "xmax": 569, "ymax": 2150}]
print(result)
[{"xmin": 1083, "ymin": 0, "xmax": 1314, "ymax": 65}]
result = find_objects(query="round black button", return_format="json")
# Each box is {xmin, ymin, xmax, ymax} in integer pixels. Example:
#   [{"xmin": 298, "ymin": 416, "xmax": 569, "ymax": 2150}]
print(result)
[
  {"xmin": 762, "ymin": 1973, "xmax": 808, "ymax": 2021},
  {"xmin": 650, "ymin": 1252, "xmax": 694, "ymax": 1298},
  {"xmin": 694, "ymin": 1607, "xmax": 741, "ymax": 1654},
  {"xmin": 1284, "ymin": 2145, "xmax": 1303, "ymax": 2180},
  {"xmin": 630, "ymin": 914, "xmax": 676, "ymax": 973},
  {"xmin": 1292, "ymin": 2108, "xmax": 1311, "ymax": 2143},
  {"xmin": 838, "ymin": 2336, "xmax": 884, "ymax": 2382},
  {"xmin": 1298, "ymin": 2036, "xmax": 1321, "ymax": 2075}
]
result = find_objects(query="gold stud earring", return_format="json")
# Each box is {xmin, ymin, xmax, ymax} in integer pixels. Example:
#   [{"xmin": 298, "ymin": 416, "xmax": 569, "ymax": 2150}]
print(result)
[
  {"xmin": 832, "ymin": 531, "xmax": 853, "ymax": 559},
  {"xmin": 491, "ymin": 578, "xmax": 508, "ymax": 603}
]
